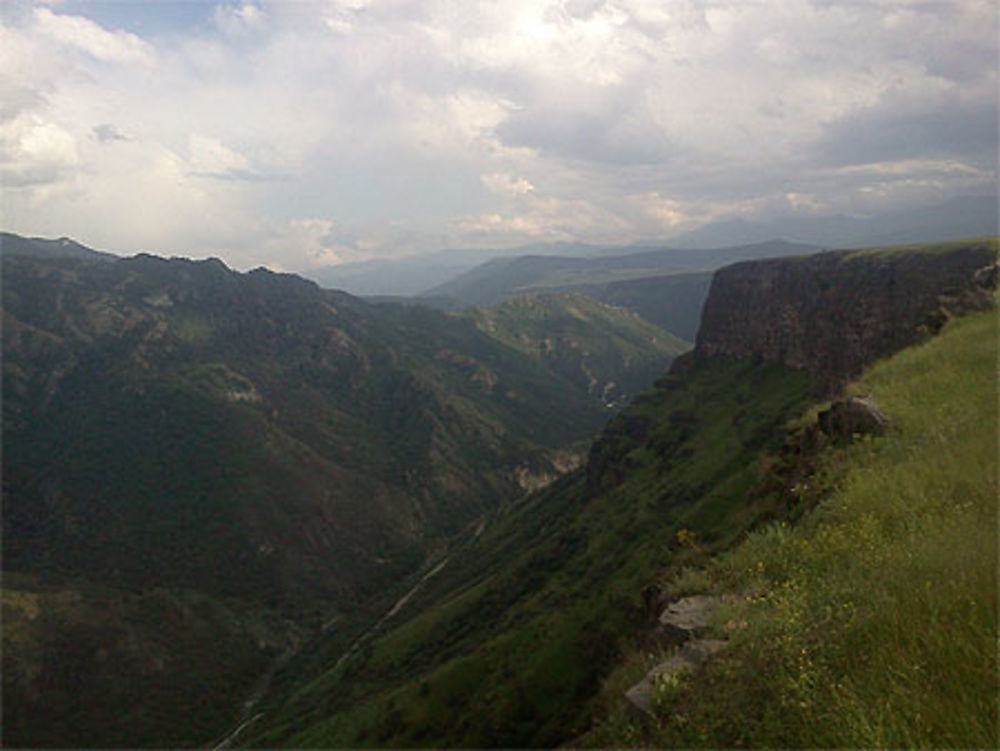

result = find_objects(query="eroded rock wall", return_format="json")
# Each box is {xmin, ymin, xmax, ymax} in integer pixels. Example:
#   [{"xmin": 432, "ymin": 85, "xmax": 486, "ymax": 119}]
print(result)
[{"xmin": 693, "ymin": 243, "xmax": 997, "ymax": 389}]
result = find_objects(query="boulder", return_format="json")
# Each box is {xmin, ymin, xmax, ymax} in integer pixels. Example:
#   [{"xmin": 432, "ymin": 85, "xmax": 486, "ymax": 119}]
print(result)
[
  {"xmin": 658, "ymin": 595, "xmax": 720, "ymax": 640},
  {"xmin": 973, "ymin": 262, "xmax": 998, "ymax": 290},
  {"xmin": 625, "ymin": 639, "xmax": 728, "ymax": 718},
  {"xmin": 817, "ymin": 395, "xmax": 890, "ymax": 439}
]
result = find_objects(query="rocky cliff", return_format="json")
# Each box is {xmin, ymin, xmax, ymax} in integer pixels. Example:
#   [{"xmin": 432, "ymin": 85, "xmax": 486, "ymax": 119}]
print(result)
[{"xmin": 692, "ymin": 241, "xmax": 997, "ymax": 389}]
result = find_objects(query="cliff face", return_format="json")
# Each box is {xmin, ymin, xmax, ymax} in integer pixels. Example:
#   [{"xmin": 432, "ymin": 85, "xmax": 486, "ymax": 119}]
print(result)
[{"xmin": 693, "ymin": 241, "xmax": 997, "ymax": 389}]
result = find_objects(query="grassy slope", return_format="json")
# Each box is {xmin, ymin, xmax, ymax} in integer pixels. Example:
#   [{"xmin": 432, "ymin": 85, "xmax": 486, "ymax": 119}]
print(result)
[
  {"xmin": 466, "ymin": 293, "xmax": 690, "ymax": 403},
  {"xmin": 243, "ymin": 358, "xmax": 814, "ymax": 748},
  {"xmin": 589, "ymin": 306, "xmax": 997, "ymax": 748}
]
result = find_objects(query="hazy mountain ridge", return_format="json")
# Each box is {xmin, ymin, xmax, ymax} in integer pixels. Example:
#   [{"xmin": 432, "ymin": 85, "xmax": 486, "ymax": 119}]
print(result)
[
  {"xmin": 422, "ymin": 239, "xmax": 819, "ymax": 307},
  {"xmin": 665, "ymin": 195, "xmax": 998, "ymax": 249},
  {"xmin": 300, "ymin": 197, "xmax": 998, "ymax": 300},
  {"xmin": 0, "ymin": 231, "xmax": 117, "ymax": 261}
]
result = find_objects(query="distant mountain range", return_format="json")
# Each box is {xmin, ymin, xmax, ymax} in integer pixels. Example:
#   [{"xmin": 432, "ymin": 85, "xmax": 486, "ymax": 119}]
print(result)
[
  {"xmin": 422, "ymin": 239, "xmax": 819, "ymax": 307},
  {"xmin": 663, "ymin": 194, "xmax": 998, "ymax": 249},
  {"xmin": 304, "ymin": 242, "xmax": 622, "ymax": 297},
  {"xmin": 298, "ymin": 195, "xmax": 997, "ymax": 297},
  {"xmin": 418, "ymin": 240, "xmax": 820, "ymax": 342}
]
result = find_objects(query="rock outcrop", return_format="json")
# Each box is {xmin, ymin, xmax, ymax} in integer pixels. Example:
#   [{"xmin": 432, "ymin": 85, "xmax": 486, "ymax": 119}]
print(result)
[
  {"xmin": 625, "ymin": 640, "xmax": 728, "ymax": 718},
  {"xmin": 694, "ymin": 242, "xmax": 997, "ymax": 390},
  {"xmin": 818, "ymin": 395, "xmax": 890, "ymax": 439},
  {"xmin": 658, "ymin": 595, "xmax": 721, "ymax": 641},
  {"xmin": 626, "ymin": 593, "xmax": 729, "ymax": 718}
]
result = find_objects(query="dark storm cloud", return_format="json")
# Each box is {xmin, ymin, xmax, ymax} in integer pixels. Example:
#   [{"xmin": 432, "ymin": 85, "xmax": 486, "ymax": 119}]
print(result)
[{"xmin": 815, "ymin": 92, "xmax": 999, "ymax": 168}]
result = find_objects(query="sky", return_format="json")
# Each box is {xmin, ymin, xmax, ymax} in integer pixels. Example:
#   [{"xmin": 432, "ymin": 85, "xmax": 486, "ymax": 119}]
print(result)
[{"xmin": 0, "ymin": 0, "xmax": 996, "ymax": 271}]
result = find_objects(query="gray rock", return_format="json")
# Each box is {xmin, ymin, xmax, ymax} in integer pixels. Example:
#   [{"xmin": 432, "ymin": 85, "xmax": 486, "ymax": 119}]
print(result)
[
  {"xmin": 625, "ymin": 639, "xmax": 728, "ymax": 718},
  {"xmin": 973, "ymin": 262, "xmax": 998, "ymax": 290},
  {"xmin": 658, "ymin": 595, "xmax": 720, "ymax": 639},
  {"xmin": 817, "ymin": 394, "xmax": 890, "ymax": 438}
]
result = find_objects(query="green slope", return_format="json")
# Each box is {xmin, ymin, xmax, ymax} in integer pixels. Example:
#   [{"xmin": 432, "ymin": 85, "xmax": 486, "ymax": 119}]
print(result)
[
  {"xmin": 609, "ymin": 306, "xmax": 997, "ymax": 748},
  {"xmin": 2, "ymin": 573, "xmax": 301, "ymax": 748},
  {"xmin": 467, "ymin": 293, "xmax": 689, "ymax": 406}
]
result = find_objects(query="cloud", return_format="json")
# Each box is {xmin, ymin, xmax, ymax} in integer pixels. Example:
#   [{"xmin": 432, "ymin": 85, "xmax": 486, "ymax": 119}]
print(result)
[
  {"xmin": 260, "ymin": 218, "xmax": 342, "ymax": 268},
  {"xmin": 32, "ymin": 7, "xmax": 154, "ymax": 65},
  {"xmin": 481, "ymin": 172, "xmax": 533, "ymax": 196},
  {"xmin": 187, "ymin": 133, "xmax": 271, "ymax": 181},
  {"xmin": 814, "ymin": 89, "xmax": 998, "ymax": 168},
  {"xmin": 0, "ymin": 113, "xmax": 79, "ymax": 187},
  {"xmin": 1, "ymin": 0, "xmax": 996, "ymax": 269},
  {"xmin": 92, "ymin": 123, "xmax": 129, "ymax": 143},
  {"xmin": 213, "ymin": 2, "xmax": 266, "ymax": 37}
]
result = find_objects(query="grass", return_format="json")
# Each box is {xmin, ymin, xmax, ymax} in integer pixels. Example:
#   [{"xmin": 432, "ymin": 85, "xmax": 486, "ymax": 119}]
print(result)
[{"xmin": 639, "ymin": 307, "xmax": 998, "ymax": 748}]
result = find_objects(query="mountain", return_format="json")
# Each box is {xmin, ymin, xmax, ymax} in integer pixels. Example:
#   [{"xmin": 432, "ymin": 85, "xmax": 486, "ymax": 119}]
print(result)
[
  {"xmin": 418, "ymin": 240, "xmax": 817, "ymax": 344},
  {"xmin": 0, "ymin": 231, "xmax": 117, "ymax": 261},
  {"xmin": 583, "ymin": 271, "xmax": 714, "ymax": 343},
  {"xmin": 301, "ymin": 196, "xmax": 997, "ymax": 299},
  {"xmin": 301, "ymin": 242, "xmax": 628, "ymax": 297},
  {"xmin": 239, "ymin": 238, "xmax": 996, "ymax": 748},
  {"xmin": 464, "ymin": 294, "xmax": 689, "ymax": 407},
  {"xmin": 1, "ymin": 238, "xmax": 685, "ymax": 747},
  {"xmin": 420, "ymin": 240, "xmax": 819, "ymax": 313},
  {"xmin": 665, "ymin": 194, "xmax": 998, "ymax": 249},
  {"xmin": 592, "ymin": 245, "xmax": 998, "ymax": 748},
  {"xmin": 4, "ymin": 232, "xmax": 994, "ymax": 748}
]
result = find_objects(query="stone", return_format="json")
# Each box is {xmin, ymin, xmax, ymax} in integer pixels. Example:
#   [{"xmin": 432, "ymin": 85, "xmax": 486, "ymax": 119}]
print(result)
[
  {"xmin": 973, "ymin": 262, "xmax": 998, "ymax": 290},
  {"xmin": 624, "ymin": 639, "xmax": 728, "ymax": 718},
  {"xmin": 658, "ymin": 595, "xmax": 720, "ymax": 639},
  {"xmin": 817, "ymin": 394, "xmax": 890, "ymax": 438}
]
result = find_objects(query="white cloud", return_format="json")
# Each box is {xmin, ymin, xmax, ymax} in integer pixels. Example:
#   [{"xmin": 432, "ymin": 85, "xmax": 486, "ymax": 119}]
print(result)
[
  {"xmin": 482, "ymin": 172, "xmax": 534, "ymax": 196},
  {"xmin": 260, "ymin": 217, "xmax": 343, "ymax": 268},
  {"xmin": 214, "ymin": 2, "xmax": 265, "ymax": 36},
  {"xmin": 0, "ymin": 0, "xmax": 995, "ymax": 268},
  {"xmin": 32, "ymin": 7, "xmax": 154, "ymax": 65},
  {"xmin": 0, "ymin": 113, "xmax": 79, "ymax": 187},
  {"xmin": 187, "ymin": 133, "xmax": 251, "ymax": 176}
]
